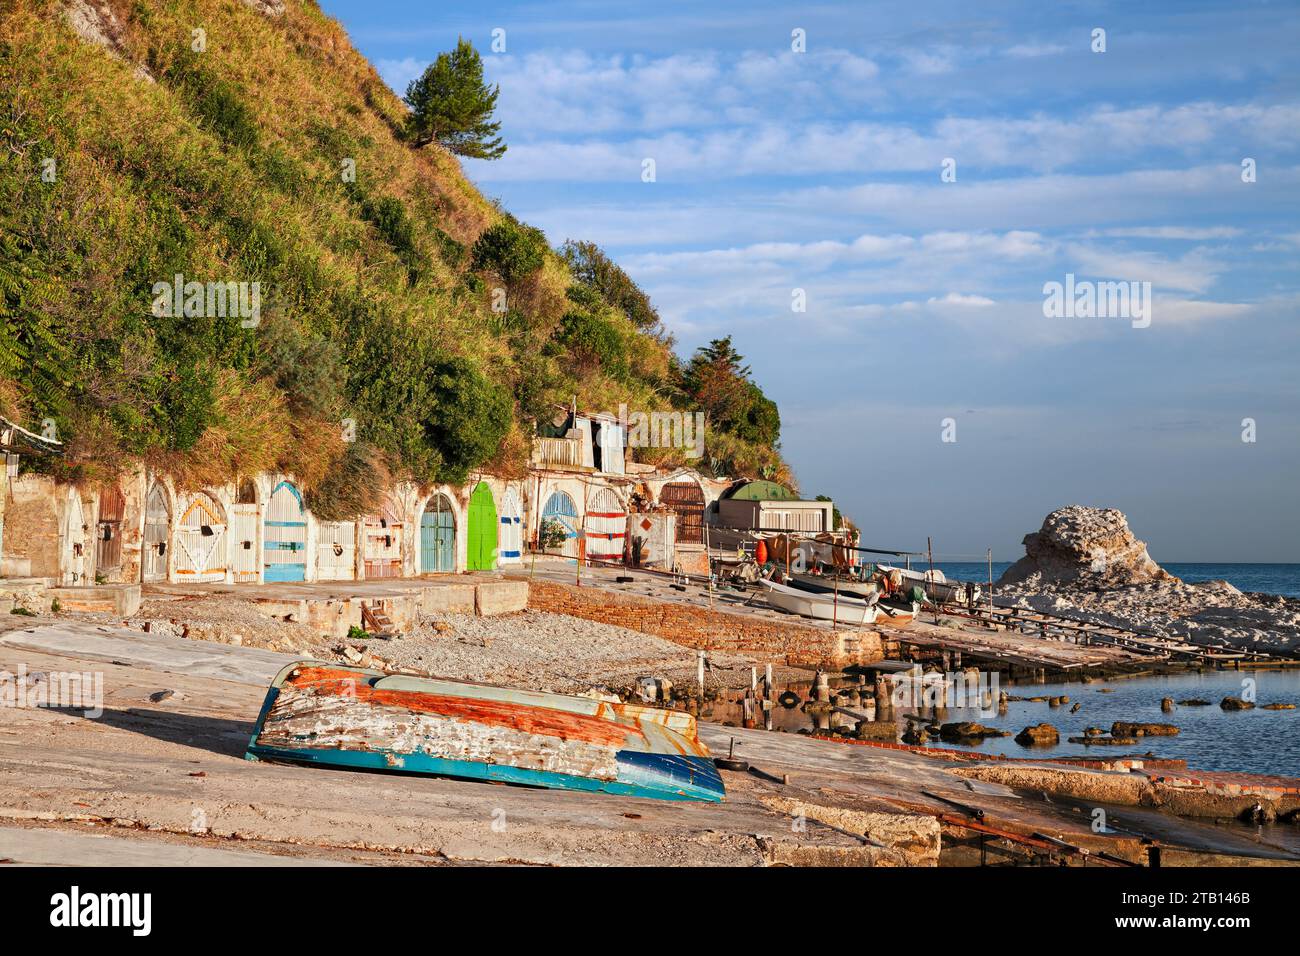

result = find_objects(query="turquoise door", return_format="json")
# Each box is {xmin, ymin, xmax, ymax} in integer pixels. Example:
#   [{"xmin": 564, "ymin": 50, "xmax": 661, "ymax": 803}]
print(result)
[
  {"xmin": 264, "ymin": 481, "xmax": 307, "ymax": 582},
  {"xmin": 420, "ymin": 495, "xmax": 455, "ymax": 573}
]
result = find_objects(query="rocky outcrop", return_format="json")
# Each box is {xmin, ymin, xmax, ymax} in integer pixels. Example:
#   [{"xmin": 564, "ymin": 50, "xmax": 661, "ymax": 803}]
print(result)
[
  {"xmin": 998, "ymin": 506, "xmax": 1176, "ymax": 591},
  {"xmin": 1014, "ymin": 723, "xmax": 1059, "ymax": 746},
  {"xmin": 1111, "ymin": 721, "xmax": 1179, "ymax": 738},
  {"xmin": 938, "ymin": 722, "xmax": 1009, "ymax": 742}
]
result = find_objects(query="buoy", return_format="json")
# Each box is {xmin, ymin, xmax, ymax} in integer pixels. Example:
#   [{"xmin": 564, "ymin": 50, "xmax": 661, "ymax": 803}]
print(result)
[{"xmin": 755, "ymin": 540, "xmax": 768, "ymax": 565}]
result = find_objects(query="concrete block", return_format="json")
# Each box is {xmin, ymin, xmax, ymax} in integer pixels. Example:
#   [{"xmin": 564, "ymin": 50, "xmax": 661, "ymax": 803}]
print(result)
[
  {"xmin": 420, "ymin": 583, "xmax": 476, "ymax": 615},
  {"xmin": 475, "ymin": 580, "xmax": 528, "ymax": 617}
]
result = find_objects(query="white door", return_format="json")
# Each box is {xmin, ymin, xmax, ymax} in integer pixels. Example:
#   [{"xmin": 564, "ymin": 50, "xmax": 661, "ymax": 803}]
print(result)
[
  {"xmin": 175, "ymin": 493, "xmax": 226, "ymax": 583},
  {"xmin": 318, "ymin": 521, "xmax": 357, "ymax": 580},
  {"xmin": 231, "ymin": 503, "xmax": 259, "ymax": 583},
  {"xmin": 498, "ymin": 489, "xmax": 523, "ymax": 565},
  {"xmin": 64, "ymin": 492, "xmax": 87, "ymax": 585}
]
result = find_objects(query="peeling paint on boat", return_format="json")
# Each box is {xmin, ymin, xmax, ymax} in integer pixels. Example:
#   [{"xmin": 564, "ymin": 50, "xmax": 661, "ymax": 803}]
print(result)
[{"xmin": 245, "ymin": 662, "xmax": 724, "ymax": 802}]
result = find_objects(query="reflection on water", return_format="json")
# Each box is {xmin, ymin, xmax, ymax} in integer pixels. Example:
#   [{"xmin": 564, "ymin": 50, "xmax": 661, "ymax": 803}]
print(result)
[{"xmin": 895, "ymin": 670, "xmax": 1300, "ymax": 777}]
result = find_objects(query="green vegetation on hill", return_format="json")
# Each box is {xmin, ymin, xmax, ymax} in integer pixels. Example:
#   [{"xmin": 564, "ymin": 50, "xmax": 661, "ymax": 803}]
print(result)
[{"xmin": 0, "ymin": 0, "xmax": 790, "ymax": 513}]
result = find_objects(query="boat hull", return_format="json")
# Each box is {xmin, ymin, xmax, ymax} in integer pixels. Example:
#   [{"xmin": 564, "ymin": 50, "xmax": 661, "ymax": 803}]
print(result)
[
  {"xmin": 758, "ymin": 579, "xmax": 879, "ymax": 624},
  {"xmin": 245, "ymin": 663, "xmax": 724, "ymax": 803}
]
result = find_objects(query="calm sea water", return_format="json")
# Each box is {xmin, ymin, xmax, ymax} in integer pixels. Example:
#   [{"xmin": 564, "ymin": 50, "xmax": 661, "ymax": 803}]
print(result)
[
  {"xmin": 904, "ymin": 670, "xmax": 1300, "ymax": 778},
  {"xmin": 926, "ymin": 562, "xmax": 1300, "ymax": 599}
]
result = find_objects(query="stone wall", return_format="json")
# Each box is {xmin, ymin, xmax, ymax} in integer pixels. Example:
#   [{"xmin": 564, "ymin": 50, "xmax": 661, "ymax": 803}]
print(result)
[{"xmin": 522, "ymin": 578, "xmax": 883, "ymax": 667}]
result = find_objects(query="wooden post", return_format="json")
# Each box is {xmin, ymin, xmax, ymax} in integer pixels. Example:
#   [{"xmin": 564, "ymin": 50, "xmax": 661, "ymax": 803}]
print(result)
[
  {"xmin": 832, "ymin": 574, "xmax": 840, "ymax": 631},
  {"xmin": 987, "ymin": 547, "xmax": 994, "ymax": 610},
  {"xmin": 927, "ymin": 536, "xmax": 937, "ymax": 623},
  {"xmin": 697, "ymin": 650, "xmax": 706, "ymax": 695}
]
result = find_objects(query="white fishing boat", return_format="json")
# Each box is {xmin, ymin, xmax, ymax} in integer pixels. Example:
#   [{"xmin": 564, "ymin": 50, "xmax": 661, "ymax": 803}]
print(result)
[
  {"xmin": 757, "ymin": 578, "xmax": 880, "ymax": 624},
  {"xmin": 878, "ymin": 565, "xmax": 979, "ymax": 605}
]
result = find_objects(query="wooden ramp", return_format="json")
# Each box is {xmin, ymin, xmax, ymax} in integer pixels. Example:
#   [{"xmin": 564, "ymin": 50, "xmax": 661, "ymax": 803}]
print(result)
[{"xmin": 879, "ymin": 618, "xmax": 1148, "ymax": 671}]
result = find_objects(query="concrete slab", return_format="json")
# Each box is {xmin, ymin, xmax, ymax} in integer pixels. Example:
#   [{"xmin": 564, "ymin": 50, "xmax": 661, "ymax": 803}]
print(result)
[
  {"xmin": 0, "ymin": 825, "xmax": 357, "ymax": 866},
  {"xmin": 0, "ymin": 623, "xmax": 294, "ymax": 686}
]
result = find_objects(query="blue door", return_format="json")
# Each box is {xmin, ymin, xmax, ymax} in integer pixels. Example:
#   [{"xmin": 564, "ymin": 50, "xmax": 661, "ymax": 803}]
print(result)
[
  {"xmin": 264, "ymin": 481, "xmax": 307, "ymax": 582},
  {"xmin": 420, "ymin": 494, "xmax": 455, "ymax": 573}
]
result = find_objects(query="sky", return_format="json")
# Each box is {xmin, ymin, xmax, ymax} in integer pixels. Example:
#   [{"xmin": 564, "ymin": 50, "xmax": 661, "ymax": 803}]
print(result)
[{"xmin": 320, "ymin": 0, "xmax": 1300, "ymax": 562}]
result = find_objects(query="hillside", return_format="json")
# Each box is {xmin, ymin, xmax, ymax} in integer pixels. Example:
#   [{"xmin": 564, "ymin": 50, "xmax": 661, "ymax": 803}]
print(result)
[{"xmin": 0, "ymin": 0, "xmax": 788, "ymax": 519}]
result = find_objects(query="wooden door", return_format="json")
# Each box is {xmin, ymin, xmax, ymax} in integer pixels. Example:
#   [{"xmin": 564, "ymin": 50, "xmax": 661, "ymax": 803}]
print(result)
[{"xmin": 466, "ymin": 482, "xmax": 497, "ymax": 571}]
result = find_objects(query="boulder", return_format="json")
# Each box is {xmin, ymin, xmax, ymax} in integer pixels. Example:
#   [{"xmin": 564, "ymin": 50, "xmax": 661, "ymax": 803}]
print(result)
[
  {"xmin": 1111, "ymin": 721, "xmax": 1179, "ymax": 737},
  {"xmin": 1015, "ymin": 723, "xmax": 1060, "ymax": 746},
  {"xmin": 997, "ymin": 506, "xmax": 1178, "ymax": 590},
  {"xmin": 1178, "ymin": 698, "xmax": 1212, "ymax": 706},
  {"xmin": 1220, "ymin": 696, "xmax": 1255, "ymax": 711},
  {"xmin": 1161, "ymin": 697, "xmax": 1174, "ymax": 713},
  {"xmin": 1262, "ymin": 702, "xmax": 1296, "ymax": 710},
  {"xmin": 938, "ymin": 722, "xmax": 1009, "ymax": 741}
]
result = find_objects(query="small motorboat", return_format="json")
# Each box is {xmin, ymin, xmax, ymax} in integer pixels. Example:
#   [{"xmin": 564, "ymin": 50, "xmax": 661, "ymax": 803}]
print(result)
[
  {"xmin": 245, "ymin": 662, "xmax": 724, "ymax": 802},
  {"xmin": 878, "ymin": 565, "xmax": 978, "ymax": 605},
  {"xmin": 757, "ymin": 578, "xmax": 880, "ymax": 624},
  {"xmin": 874, "ymin": 599, "xmax": 921, "ymax": 628},
  {"xmin": 785, "ymin": 572, "xmax": 881, "ymax": 602}
]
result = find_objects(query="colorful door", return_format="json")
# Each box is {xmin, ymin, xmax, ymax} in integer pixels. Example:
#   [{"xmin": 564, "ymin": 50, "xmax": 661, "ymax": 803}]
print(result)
[
  {"xmin": 466, "ymin": 481, "xmax": 497, "ymax": 571},
  {"xmin": 143, "ymin": 483, "xmax": 169, "ymax": 582},
  {"xmin": 264, "ymin": 481, "xmax": 307, "ymax": 582},
  {"xmin": 175, "ymin": 493, "xmax": 226, "ymax": 583},
  {"xmin": 232, "ymin": 502, "xmax": 260, "ymax": 582},
  {"xmin": 583, "ymin": 487, "xmax": 626, "ymax": 564},
  {"xmin": 498, "ymin": 489, "xmax": 522, "ymax": 565},
  {"xmin": 317, "ymin": 521, "xmax": 356, "ymax": 580},
  {"xmin": 419, "ymin": 494, "xmax": 456, "ymax": 573},
  {"xmin": 541, "ymin": 491, "xmax": 579, "ymax": 558}
]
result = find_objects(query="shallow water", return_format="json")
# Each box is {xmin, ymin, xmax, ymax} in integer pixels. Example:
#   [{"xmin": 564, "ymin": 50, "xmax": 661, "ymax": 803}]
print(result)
[{"xmin": 900, "ymin": 669, "xmax": 1300, "ymax": 777}]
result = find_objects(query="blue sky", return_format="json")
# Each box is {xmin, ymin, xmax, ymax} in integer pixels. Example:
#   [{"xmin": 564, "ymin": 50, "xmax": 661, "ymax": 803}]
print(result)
[{"xmin": 321, "ymin": 0, "xmax": 1300, "ymax": 562}]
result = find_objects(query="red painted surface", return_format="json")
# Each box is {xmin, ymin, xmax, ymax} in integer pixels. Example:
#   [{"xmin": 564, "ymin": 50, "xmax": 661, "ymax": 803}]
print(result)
[{"xmin": 285, "ymin": 666, "xmax": 644, "ymax": 748}]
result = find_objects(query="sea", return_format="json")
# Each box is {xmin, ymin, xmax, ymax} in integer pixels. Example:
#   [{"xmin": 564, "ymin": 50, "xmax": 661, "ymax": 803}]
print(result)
[{"xmin": 925, "ymin": 562, "xmax": 1300, "ymax": 599}]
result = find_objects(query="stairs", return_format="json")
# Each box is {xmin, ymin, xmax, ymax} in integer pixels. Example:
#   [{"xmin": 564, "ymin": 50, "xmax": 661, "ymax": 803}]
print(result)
[{"xmin": 361, "ymin": 601, "xmax": 398, "ymax": 639}]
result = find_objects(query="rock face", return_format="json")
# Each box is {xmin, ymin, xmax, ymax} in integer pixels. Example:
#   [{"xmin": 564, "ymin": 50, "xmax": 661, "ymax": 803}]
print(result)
[
  {"xmin": 998, "ymin": 506, "xmax": 1177, "ymax": 590},
  {"xmin": 1015, "ymin": 723, "xmax": 1060, "ymax": 746}
]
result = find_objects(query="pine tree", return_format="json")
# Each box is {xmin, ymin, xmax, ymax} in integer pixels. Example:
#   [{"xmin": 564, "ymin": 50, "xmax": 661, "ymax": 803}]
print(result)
[{"xmin": 404, "ymin": 38, "xmax": 506, "ymax": 159}]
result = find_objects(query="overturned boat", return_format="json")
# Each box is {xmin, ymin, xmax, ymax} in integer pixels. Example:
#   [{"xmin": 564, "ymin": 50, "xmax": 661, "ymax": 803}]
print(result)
[
  {"xmin": 757, "ymin": 578, "xmax": 881, "ymax": 624},
  {"xmin": 245, "ymin": 663, "xmax": 724, "ymax": 803}
]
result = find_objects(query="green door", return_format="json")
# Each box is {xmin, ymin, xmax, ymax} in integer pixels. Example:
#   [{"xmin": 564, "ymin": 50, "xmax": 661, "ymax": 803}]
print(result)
[{"xmin": 466, "ymin": 482, "xmax": 498, "ymax": 571}]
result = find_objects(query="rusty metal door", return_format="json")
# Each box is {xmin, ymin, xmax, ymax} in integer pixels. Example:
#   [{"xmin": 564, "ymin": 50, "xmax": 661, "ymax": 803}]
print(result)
[
  {"xmin": 96, "ymin": 485, "xmax": 125, "ymax": 575},
  {"xmin": 318, "ymin": 521, "xmax": 356, "ymax": 580},
  {"xmin": 143, "ymin": 483, "xmax": 169, "ymax": 582},
  {"xmin": 175, "ymin": 493, "xmax": 226, "ymax": 583},
  {"xmin": 583, "ymin": 487, "xmax": 626, "ymax": 564},
  {"xmin": 660, "ymin": 481, "xmax": 705, "ymax": 543}
]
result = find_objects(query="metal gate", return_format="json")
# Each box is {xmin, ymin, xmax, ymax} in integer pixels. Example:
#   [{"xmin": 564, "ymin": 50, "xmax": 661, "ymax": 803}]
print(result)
[
  {"xmin": 498, "ymin": 488, "xmax": 522, "ymax": 565},
  {"xmin": 231, "ymin": 503, "xmax": 259, "ymax": 583},
  {"xmin": 64, "ymin": 491, "xmax": 88, "ymax": 585},
  {"xmin": 317, "ymin": 521, "xmax": 356, "ymax": 580},
  {"xmin": 143, "ymin": 483, "xmax": 169, "ymax": 582},
  {"xmin": 583, "ymin": 487, "xmax": 625, "ymax": 564},
  {"xmin": 96, "ymin": 485, "xmax": 125, "ymax": 575},
  {"xmin": 364, "ymin": 502, "xmax": 403, "ymax": 578},
  {"xmin": 466, "ymin": 481, "xmax": 497, "ymax": 571},
  {"xmin": 264, "ymin": 481, "xmax": 306, "ymax": 582},
  {"xmin": 540, "ymin": 490, "xmax": 579, "ymax": 558},
  {"xmin": 419, "ymin": 494, "xmax": 455, "ymax": 573},
  {"xmin": 175, "ymin": 493, "xmax": 226, "ymax": 583},
  {"xmin": 660, "ymin": 481, "xmax": 705, "ymax": 543}
]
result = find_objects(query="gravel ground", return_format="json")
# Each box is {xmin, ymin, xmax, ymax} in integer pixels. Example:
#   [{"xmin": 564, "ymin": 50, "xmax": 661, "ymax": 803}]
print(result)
[{"xmin": 59, "ymin": 598, "xmax": 777, "ymax": 696}]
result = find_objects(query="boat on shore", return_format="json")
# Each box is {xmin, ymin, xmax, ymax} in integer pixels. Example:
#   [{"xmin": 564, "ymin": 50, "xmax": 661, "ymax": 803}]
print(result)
[
  {"xmin": 245, "ymin": 662, "xmax": 725, "ymax": 802},
  {"xmin": 878, "ymin": 565, "xmax": 979, "ymax": 605},
  {"xmin": 757, "ymin": 577, "xmax": 881, "ymax": 624}
]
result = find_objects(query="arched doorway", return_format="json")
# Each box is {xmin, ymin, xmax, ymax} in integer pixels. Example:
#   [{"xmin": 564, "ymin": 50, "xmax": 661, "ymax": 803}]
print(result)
[
  {"xmin": 540, "ymin": 490, "xmax": 579, "ymax": 558},
  {"xmin": 583, "ymin": 487, "xmax": 626, "ymax": 564},
  {"xmin": 63, "ymin": 490, "xmax": 88, "ymax": 585},
  {"xmin": 466, "ymin": 481, "xmax": 497, "ymax": 571},
  {"xmin": 142, "ymin": 483, "xmax": 170, "ymax": 583},
  {"xmin": 420, "ymin": 493, "xmax": 456, "ymax": 573},
  {"xmin": 264, "ymin": 480, "xmax": 306, "ymax": 582},
  {"xmin": 498, "ymin": 488, "xmax": 523, "ymax": 565},
  {"xmin": 363, "ymin": 499, "xmax": 403, "ymax": 578},
  {"xmin": 96, "ymin": 485, "xmax": 125, "ymax": 576},
  {"xmin": 661, "ymin": 480, "xmax": 705, "ymax": 543},
  {"xmin": 175, "ymin": 492, "xmax": 226, "ymax": 583}
]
